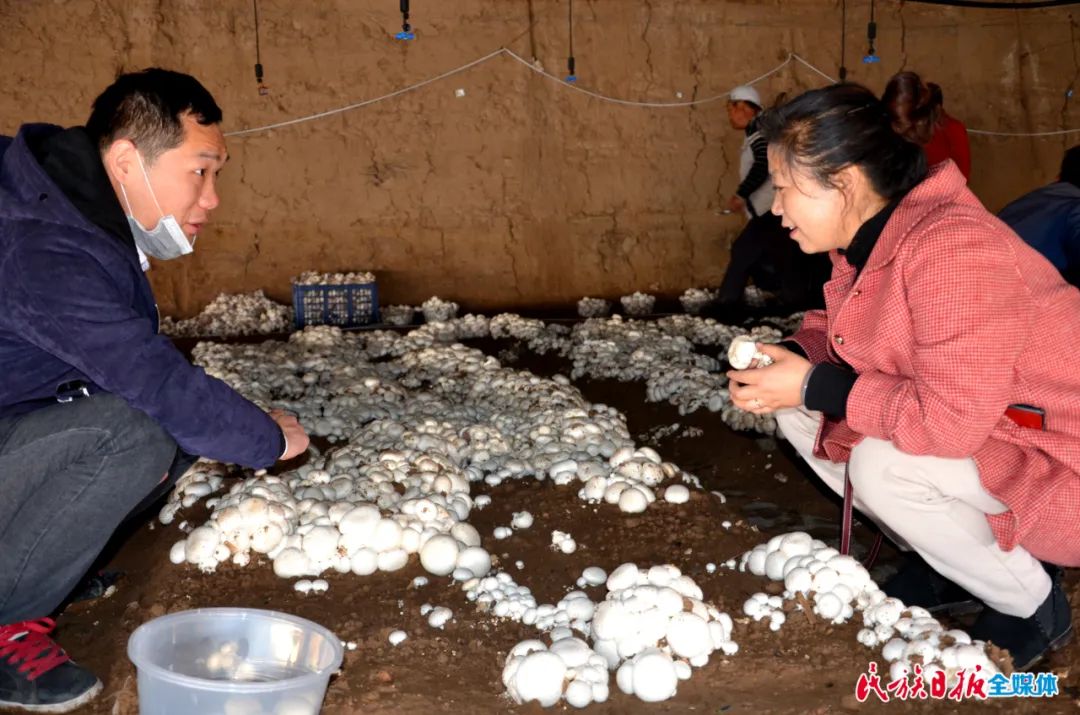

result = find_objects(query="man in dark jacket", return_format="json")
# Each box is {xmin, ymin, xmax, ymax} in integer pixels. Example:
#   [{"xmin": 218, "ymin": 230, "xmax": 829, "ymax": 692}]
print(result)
[
  {"xmin": 999, "ymin": 145, "xmax": 1080, "ymax": 288},
  {"xmin": 0, "ymin": 69, "xmax": 309, "ymax": 711}
]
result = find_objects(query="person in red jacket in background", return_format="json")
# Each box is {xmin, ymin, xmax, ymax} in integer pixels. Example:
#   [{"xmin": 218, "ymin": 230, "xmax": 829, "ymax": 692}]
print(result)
[{"xmin": 884, "ymin": 71, "xmax": 971, "ymax": 180}]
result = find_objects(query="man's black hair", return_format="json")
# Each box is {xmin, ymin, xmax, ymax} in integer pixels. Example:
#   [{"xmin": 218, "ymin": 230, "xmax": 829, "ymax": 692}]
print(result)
[{"xmin": 85, "ymin": 68, "xmax": 222, "ymax": 163}]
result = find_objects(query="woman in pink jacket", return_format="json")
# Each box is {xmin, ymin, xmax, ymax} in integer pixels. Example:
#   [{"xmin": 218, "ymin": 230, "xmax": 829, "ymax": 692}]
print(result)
[{"xmin": 727, "ymin": 83, "xmax": 1078, "ymax": 671}]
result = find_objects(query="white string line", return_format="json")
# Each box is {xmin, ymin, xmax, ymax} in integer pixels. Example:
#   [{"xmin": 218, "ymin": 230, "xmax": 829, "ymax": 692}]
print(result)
[
  {"xmin": 968, "ymin": 127, "xmax": 1080, "ymax": 136},
  {"xmin": 225, "ymin": 48, "xmax": 795, "ymax": 136},
  {"xmin": 790, "ymin": 54, "xmax": 839, "ymax": 84},
  {"xmin": 225, "ymin": 48, "xmax": 507, "ymax": 136},
  {"xmin": 501, "ymin": 48, "xmax": 794, "ymax": 107},
  {"xmin": 225, "ymin": 47, "xmax": 1080, "ymax": 138}
]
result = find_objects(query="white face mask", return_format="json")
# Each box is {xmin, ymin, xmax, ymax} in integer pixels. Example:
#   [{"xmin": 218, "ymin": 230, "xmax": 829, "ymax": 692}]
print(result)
[{"xmin": 118, "ymin": 151, "xmax": 195, "ymax": 261}]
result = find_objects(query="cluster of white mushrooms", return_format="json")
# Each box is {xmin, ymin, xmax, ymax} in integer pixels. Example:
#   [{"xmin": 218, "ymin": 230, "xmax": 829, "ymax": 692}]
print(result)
[
  {"xmin": 566, "ymin": 315, "xmax": 782, "ymax": 433},
  {"xmin": 576, "ymin": 297, "xmax": 611, "ymax": 318},
  {"xmin": 157, "ymin": 297, "xmax": 838, "ymax": 710},
  {"xmin": 381, "ymin": 305, "xmax": 416, "ymax": 326},
  {"xmin": 678, "ymin": 287, "xmax": 718, "ymax": 315},
  {"xmin": 489, "ymin": 314, "xmax": 570, "ymax": 355},
  {"xmin": 502, "ymin": 562, "xmax": 737, "ymax": 707},
  {"xmin": 740, "ymin": 531, "xmax": 998, "ymax": 689},
  {"xmin": 159, "ymin": 291, "xmax": 294, "ymax": 337},
  {"xmin": 292, "ymin": 271, "xmax": 377, "ymax": 285},
  {"xmin": 160, "ymin": 288, "xmax": 802, "ymax": 441},
  {"xmin": 619, "ymin": 292, "xmax": 656, "ymax": 316},
  {"xmin": 420, "ymin": 296, "xmax": 460, "ymax": 322},
  {"xmin": 167, "ymin": 456, "xmax": 490, "ymax": 584},
  {"xmin": 159, "ymin": 462, "xmax": 229, "ymax": 524},
  {"xmin": 167, "ymin": 323, "xmax": 721, "ymax": 584},
  {"xmin": 550, "ymin": 530, "xmax": 578, "ymax": 553},
  {"xmin": 575, "ymin": 446, "xmax": 690, "ymax": 514}
]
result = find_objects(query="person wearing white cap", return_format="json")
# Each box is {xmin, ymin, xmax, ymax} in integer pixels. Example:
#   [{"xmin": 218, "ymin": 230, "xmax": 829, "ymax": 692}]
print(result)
[
  {"xmin": 726, "ymin": 85, "xmax": 768, "ymax": 217},
  {"xmin": 713, "ymin": 85, "xmax": 828, "ymax": 317}
]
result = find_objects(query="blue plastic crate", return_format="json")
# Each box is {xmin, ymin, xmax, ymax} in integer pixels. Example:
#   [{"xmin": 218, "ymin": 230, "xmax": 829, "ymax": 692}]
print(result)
[{"xmin": 292, "ymin": 281, "xmax": 379, "ymax": 329}]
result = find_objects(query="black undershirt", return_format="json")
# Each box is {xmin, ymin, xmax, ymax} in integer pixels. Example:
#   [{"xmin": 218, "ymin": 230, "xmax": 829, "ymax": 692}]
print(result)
[{"xmin": 782, "ymin": 195, "xmax": 905, "ymax": 418}]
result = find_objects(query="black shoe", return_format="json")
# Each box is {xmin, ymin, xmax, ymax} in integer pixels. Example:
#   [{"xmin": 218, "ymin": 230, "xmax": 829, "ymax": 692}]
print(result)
[
  {"xmin": 68, "ymin": 570, "xmax": 122, "ymax": 605},
  {"xmin": 968, "ymin": 570, "xmax": 1073, "ymax": 671},
  {"xmin": 882, "ymin": 553, "xmax": 982, "ymax": 616},
  {"xmin": 0, "ymin": 618, "xmax": 102, "ymax": 712}
]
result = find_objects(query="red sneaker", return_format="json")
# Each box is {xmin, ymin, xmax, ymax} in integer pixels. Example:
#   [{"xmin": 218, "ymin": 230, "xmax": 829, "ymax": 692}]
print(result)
[{"xmin": 0, "ymin": 619, "xmax": 102, "ymax": 712}]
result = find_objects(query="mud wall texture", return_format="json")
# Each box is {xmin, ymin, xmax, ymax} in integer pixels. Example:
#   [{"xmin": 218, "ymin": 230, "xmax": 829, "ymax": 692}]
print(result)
[{"xmin": 2, "ymin": 0, "xmax": 1078, "ymax": 316}]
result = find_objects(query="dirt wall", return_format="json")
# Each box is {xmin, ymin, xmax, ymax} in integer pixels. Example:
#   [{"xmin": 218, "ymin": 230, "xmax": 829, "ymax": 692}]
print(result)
[{"xmin": 2, "ymin": 0, "xmax": 1077, "ymax": 316}]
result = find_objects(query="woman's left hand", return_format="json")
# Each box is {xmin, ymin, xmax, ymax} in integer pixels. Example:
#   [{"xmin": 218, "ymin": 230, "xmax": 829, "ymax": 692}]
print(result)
[{"xmin": 726, "ymin": 343, "xmax": 812, "ymax": 414}]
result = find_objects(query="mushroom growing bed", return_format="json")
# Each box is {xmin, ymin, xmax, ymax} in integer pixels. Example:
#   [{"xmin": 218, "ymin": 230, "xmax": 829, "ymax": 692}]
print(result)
[{"xmin": 58, "ymin": 314, "xmax": 1078, "ymax": 714}]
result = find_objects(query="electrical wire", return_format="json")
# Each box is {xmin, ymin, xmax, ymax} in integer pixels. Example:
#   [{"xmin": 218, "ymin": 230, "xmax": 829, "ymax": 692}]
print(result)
[
  {"xmin": 864, "ymin": 0, "xmax": 879, "ymax": 63},
  {"xmin": 569, "ymin": 0, "xmax": 574, "ymax": 57},
  {"xmin": 253, "ymin": 0, "xmax": 264, "ymax": 87},
  {"xmin": 253, "ymin": 0, "xmax": 261, "ymax": 65},
  {"xmin": 967, "ymin": 127, "xmax": 1080, "ymax": 136},
  {"xmin": 900, "ymin": 0, "xmax": 1080, "ymax": 8},
  {"xmin": 227, "ymin": 48, "xmax": 507, "ymax": 136},
  {"xmin": 506, "ymin": 47, "xmax": 797, "ymax": 106},
  {"xmin": 839, "ymin": 0, "xmax": 848, "ymax": 80},
  {"xmin": 224, "ymin": 46, "xmax": 1079, "ymax": 138},
  {"xmin": 566, "ymin": 0, "xmax": 576, "ymax": 81},
  {"xmin": 226, "ymin": 49, "xmax": 798, "ymax": 138},
  {"xmin": 252, "ymin": 0, "xmax": 261, "ymax": 63}
]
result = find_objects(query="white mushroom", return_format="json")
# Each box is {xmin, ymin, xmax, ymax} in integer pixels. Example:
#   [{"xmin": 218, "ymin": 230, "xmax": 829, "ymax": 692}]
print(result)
[
  {"xmin": 504, "ymin": 649, "xmax": 566, "ymax": 707},
  {"xmin": 511, "ymin": 511, "xmax": 534, "ymax": 529},
  {"xmin": 419, "ymin": 535, "xmax": 461, "ymax": 576},
  {"xmin": 663, "ymin": 485, "xmax": 690, "ymax": 504},
  {"xmin": 727, "ymin": 335, "xmax": 773, "ymax": 370},
  {"xmin": 617, "ymin": 649, "xmax": 678, "ymax": 702},
  {"xmin": 455, "ymin": 546, "xmax": 491, "ymax": 578},
  {"xmin": 427, "ymin": 606, "xmax": 453, "ymax": 628}
]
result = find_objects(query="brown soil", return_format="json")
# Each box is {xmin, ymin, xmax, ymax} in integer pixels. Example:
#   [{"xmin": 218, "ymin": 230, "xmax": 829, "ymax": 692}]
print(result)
[{"xmin": 44, "ymin": 337, "xmax": 1079, "ymax": 714}]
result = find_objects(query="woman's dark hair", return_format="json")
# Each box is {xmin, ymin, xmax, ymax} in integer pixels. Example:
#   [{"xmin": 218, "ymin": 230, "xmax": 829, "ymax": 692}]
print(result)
[
  {"xmin": 882, "ymin": 71, "xmax": 942, "ymax": 145},
  {"xmin": 758, "ymin": 83, "xmax": 929, "ymax": 201},
  {"xmin": 1061, "ymin": 145, "xmax": 1080, "ymax": 188},
  {"xmin": 86, "ymin": 68, "xmax": 223, "ymax": 164}
]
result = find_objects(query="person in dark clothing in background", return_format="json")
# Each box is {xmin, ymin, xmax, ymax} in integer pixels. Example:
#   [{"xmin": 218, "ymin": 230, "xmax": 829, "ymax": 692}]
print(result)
[
  {"xmin": 714, "ymin": 86, "xmax": 828, "ymax": 320},
  {"xmin": 0, "ymin": 69, "xmax": 310, "ymax": 712},
  {"xmin": 999, "ymin": 145, "xmax": 1080, "ymax": 288}
]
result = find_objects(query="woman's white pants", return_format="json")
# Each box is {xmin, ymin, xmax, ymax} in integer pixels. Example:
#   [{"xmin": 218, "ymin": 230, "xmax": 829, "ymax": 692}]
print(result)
[{"xmin": 776, "ymin": 406, "xmax": 1050, "ymax": 617}]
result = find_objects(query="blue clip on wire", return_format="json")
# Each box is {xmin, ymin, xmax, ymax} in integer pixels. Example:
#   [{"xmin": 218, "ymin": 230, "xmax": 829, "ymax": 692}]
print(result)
[{"xmin": 395, "ymin": 30, "xmax": 414, "ymax": 40}]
